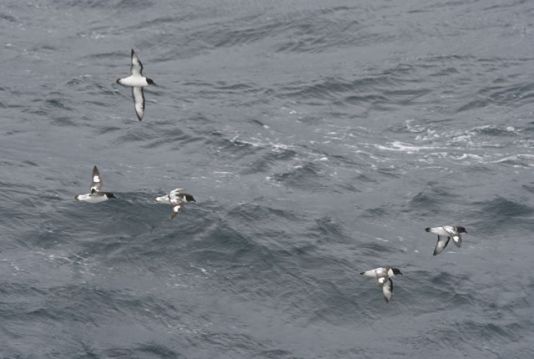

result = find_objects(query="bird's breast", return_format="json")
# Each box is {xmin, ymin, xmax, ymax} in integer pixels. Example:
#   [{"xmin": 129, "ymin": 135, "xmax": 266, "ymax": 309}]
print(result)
[{"xmin": 118, "ymin": 76, "xmax": 149, "ymax": 87}]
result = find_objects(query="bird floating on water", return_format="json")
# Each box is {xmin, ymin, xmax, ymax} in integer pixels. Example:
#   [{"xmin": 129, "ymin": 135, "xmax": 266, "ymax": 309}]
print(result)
[{"xmin": 75, "ymin": 166, "xmax": 115, "ymax": 203}]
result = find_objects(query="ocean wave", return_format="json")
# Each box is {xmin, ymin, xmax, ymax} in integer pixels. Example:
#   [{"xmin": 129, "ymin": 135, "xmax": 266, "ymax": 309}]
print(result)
[
  {"xmin": 2, "ymin": 0, "xmax": 534, "ymax": 357},
  {"xmin": 271, "ymin": 162, "xmax": 324, "ymax": 190},
  {"xmin": 470, "ymin": 197, "xmax": 534, "ymax": 234}
]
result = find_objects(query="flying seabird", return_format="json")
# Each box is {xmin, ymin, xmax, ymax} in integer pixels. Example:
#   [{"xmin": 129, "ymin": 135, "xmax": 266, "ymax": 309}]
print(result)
[
  {"xmin": 116, "ymin": 49, "xmax": 155, "ymax": 121},
  {"xmin": 425, "ymin": 225, "xmax": 467, "ymax": 256},
  {"xmin": 360, "ymin": 266, "xmax": 402, "ymax": 302},
  {"xmin": 155, "ymin": 188, "xmax": 196, "ymax": 218}
]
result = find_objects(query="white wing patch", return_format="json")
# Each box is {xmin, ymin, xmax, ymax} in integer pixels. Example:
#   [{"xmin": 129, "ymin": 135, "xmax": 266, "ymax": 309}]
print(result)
[
  {"xmin": 132, "ymin": 87, "xmax": 145, "ymax": 121},
  {"xmin": 130, "ymin": 49, "xmax": 143, "ymax": 76},
  {"xmin": 169, "ymin": 188, "xmax": 184, "ymax": 197},
  {"xmin": 430, "ymin": 226, "xmax": 449, "ymax": 236},
  {"xmin": 452, "ymin": 235, "xmax": 462, "ymax": 247},
  {"xmin": 382, "ymin": 278, "xmax": 393, "ymax": 302},
  {"xmin": 90, "ymin": 166, "xmax": 103, "ymax": 192},
  {"xmin": 170, "ymin": 204, "xmax": 182, "ymax": 219},
  {"xmin": 433, "ymin": 235, "xmax": 450, "ymax": 256},
  {"xmin": 443, "ymin": 225, "xmax": 455, "ymax": 234},
  {"xmin": 375, "ymin": 267, "xmax": 387, "ymax": 277}
]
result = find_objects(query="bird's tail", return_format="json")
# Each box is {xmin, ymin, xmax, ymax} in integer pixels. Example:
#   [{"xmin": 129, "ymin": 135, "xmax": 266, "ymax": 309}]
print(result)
[{"xmin": 425, "ymin": 227, "xmax": 431, "ymax": 232}]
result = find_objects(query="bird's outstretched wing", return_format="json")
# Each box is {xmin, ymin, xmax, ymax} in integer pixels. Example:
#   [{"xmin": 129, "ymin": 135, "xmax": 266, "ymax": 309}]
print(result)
[
  {"xmin": 90, "ymin": 166, "xmax": 103, "ymax": 193},
  {"xmin": 169, "ymin": 188, "xmax": 184, "ymax": 197},
  {"xmin": 170, "ymin": 204, "xmax": 181, "ymax": 219},
  {"xmin": 132, "ymin": 87, "xmax": 145, "ymax": 121},
  {"xmin": 451, "ymin": 235, "xmax": 462, "ymax": 248},
  {"xmin": 382, "ymin": 278, "xmax": 393, "ymax": 302},
  {"xmin": 433, "ymin": 235, "xmax": 450, "ymax": 256},
  {"xmin": 130, "ymin": 49, "xmax": 144, "ymax": 76}
]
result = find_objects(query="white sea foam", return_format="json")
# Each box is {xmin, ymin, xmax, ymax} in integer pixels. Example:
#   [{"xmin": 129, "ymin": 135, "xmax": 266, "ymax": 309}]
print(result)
[
  {"xmin": 375, "ymin": 141, "xmax": 440, "ymax": 153},
  {"xmin": 492, "ymin": 154, "xmax": 534, "ymax": 166}
]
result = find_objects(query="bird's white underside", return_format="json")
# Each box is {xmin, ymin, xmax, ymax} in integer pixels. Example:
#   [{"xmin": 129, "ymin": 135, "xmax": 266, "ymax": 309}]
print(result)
[{"xmin": 119, "ymin": 76, "xmax": 149, "ymax": 87}]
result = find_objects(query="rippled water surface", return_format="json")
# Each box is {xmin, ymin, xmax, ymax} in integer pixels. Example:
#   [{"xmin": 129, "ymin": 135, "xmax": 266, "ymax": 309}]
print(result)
[{"xmin": 1, "ymin": 0, "xmax": 534, "ymax": 358}]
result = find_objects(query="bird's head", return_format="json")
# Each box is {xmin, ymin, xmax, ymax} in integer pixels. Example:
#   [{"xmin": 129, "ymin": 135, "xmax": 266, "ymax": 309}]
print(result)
[
  {"xmin": 392, "ymin": 268, "xmax": 403, "ymax": 275},
  {"xmin": 183, "ymin": 194, "xmax": 196, "ymax": 202},
  {"xmin": 457, "ymin": 226, "xmax": 467, "ymax": 234}
]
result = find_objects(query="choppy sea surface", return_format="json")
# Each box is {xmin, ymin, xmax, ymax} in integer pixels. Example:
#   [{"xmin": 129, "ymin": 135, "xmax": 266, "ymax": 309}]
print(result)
[{"xmin": 1, "ymin": 0, "xmax": 534, "ymax": 358}]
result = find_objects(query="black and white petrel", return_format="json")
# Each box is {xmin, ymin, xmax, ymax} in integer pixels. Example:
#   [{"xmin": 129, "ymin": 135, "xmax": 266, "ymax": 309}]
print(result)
[
  {"xmin": 360, "ymin": 266, "xmax": 403, "ymax": 303},
  {"xmin": 155, "ymin": 188, "xmax": 196, "ymax": 219},
  {"xmin": 75, "ymin": 166, "xmax": 115, "ymax": 203},
  {"xmin": 425, "ymin": 225, "xmax": 467, "ymax": 256},
  {"xmin": 116, "ymin": 49, "xmax": 155, "ymax": 121}
]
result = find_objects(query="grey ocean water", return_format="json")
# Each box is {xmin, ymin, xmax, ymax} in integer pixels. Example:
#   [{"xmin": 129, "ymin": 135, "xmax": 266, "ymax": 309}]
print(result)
[{"xmin": 1, "ymin": 0, "xmax": 534, "ymax": 358}]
